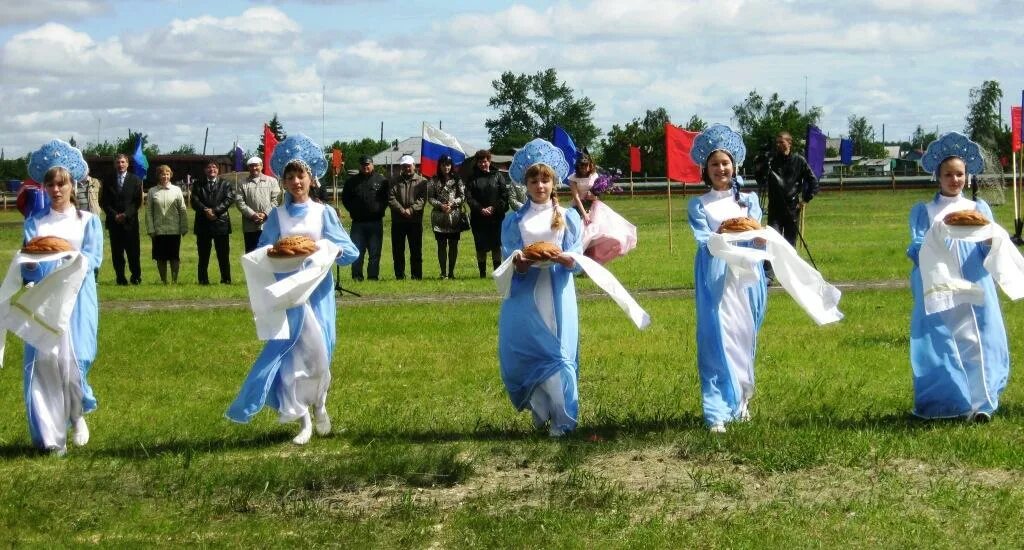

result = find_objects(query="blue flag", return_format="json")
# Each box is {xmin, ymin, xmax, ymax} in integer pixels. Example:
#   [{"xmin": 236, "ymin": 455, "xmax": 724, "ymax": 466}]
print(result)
[
  {"xmin": 839, "ymin": 138, "xmax": 854, "ymax": 166},
  {"xmin": 552, "ymin": 126, "xmax": 577, "ymax": 183},
  {"xmin": 805, "ymin": 125, "xmax": 826, "ymax": 179},
  {"xmin": 233, "ymin": 144, "xmax": 244, "ymax": 172},
  {"xmin": 131, "ymin": 135, "xmax": 149, "ymax": 179}
]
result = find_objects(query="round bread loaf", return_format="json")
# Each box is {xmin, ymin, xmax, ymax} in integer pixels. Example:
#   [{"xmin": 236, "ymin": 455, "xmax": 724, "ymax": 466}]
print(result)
[
  {"xmin": 522, "ymin": 241, "xmax": 562, "ymax": 261},
  {"xmin": 718, "ymin": 217, "xmax": 762, "ymax": 233},
  {"xmin": 267, "ymin": 235, "xmax": 319, "ymax": 257},
  {"xmin": 943, "ymin": 210, "xmax": 989, "ymax": 226},
  {"xmin": 22, "ymin": 235, "xmax": 74, "ymax": 254}
]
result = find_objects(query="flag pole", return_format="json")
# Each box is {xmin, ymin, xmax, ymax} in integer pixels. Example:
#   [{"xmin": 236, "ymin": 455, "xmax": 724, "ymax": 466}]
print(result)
[
  {"xmin": 667, "ymin": 178, "xmax": 673, "ymax": 252},
  {"xmin": 629, "ymin": 170, "xmax": 634, "ymax": 198}
]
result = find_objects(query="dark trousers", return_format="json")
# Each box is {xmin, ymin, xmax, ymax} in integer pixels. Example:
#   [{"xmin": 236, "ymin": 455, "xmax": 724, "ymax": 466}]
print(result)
[
  {"xmin": 350, "ymin": 220, "xmax": 383, "ymax": 280},
  {"xmin": 765, "ymin": 207, "xmax": 800, "ymax": 280},
  {"xmin": 108, "ymin": 224, "xmax": 141, "ymax": 284},
  {"xmin": 243, "ymin": 231, "xmax": 262, "ymax": 253},
  {"xmin": 197, "ymin": 234, "xmax": 231, "ymax": 283},
  {"xmin": 434, "ymin": 231, "xmax": 460, "ymax": 277},
  {"xmin": 391, "ymin": 220, "xmax": 423, "ymax": 279}
]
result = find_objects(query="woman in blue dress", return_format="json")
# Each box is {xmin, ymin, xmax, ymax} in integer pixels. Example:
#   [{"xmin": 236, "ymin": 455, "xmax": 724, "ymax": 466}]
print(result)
[
  {"xmin": 498, "ymin": 139, "xmax": 583, "ymax": 437},
  {"xmin": 17, "ymin": 140, "xmax": 102, "ymax": 454},
  {"xmin": 686, "ymin": 124, "xmax": 767, "ymax": 433},
  {"xmin": 227, "ymin": 134, "xmax": 360, "ymax": 444},
  {"xmin": 908, "ymin": 132, "xmax": 1008, "ymax": 422}
]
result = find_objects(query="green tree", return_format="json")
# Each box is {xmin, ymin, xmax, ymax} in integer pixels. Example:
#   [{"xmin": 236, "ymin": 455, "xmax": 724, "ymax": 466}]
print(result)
[
  {"xmin": 731, "ymin": 90, "xmax": 821, "ymax": 171},
  {"xmin": 905, "ymin": 125, "xmax": 939, "ymax": 152},
  {"xmin": 81, "ymin": 130, "xmax": 159, "ymax": 158},
  {"xmin": 486, "ymin": 68, "xmax": 600, "ymax": 154},
  {"xmin": 965, "ymin": 80, "xmax": 1011, "ymax": 162},
  {"xmin": 684, "ymin": 115, "xmax": 707, "ymax": 132},
  {"xmin": 169, "ymin": 144, "xmax": 197, "ymax": 154},
  {"xmin": 326, "ymin": 138, "xmax": 390, "ymax": 175},
  {"xmin": 256, "ymin": 114, "xmax": 287, "ymax": 159},
  {"xmin": 598, "ymin": 107, "xmax": 672, "ymax": 176},
  {"xmin": 847, "ymin": 115, "xmax": 889, "ymax": 159}
]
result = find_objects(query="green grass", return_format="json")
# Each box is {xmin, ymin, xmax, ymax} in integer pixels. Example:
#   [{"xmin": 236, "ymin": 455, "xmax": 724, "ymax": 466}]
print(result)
[{"xmin": 1, "ymin": 189, "xmax": 1024, "ymax": 546}]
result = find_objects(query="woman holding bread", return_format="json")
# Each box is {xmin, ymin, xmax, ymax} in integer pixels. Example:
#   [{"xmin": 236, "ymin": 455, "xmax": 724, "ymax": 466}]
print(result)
[
  {"xmin": 497, "ymin": 139, "xmax": 583, "ymax": 437},
  {"xmin": 6, "ymin": 140, "xmax": 102, "ymax": 454},
  {"xmin": 908, "ymin": 132, "xmax": 1009, "ymax": 421},
  {"xmin": 686, "ymin": 125, "xmax": 766, "ymax": 433},
  {"xmin": 226, "ymin": 134, "xmax": 359, "ymax": 445}
]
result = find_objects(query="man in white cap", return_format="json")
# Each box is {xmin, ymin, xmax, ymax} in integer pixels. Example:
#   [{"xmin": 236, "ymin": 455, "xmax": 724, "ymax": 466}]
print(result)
[
  {"xmin": 388, "ymin": 154, "xmax": 427, "ymax": 279},
  {"xmin": 235, "ymin": 156, "xmax": 281, "ymax": 252}
]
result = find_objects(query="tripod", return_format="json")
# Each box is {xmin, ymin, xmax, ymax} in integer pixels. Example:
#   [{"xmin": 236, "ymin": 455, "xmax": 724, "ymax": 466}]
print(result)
[{"xmin": 335, "ymin": 265, "xmax": 361, "ymax": 297}]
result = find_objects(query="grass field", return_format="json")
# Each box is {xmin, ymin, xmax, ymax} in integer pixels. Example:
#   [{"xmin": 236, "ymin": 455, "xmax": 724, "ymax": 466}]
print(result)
[{"xmin": 1, "ymin": 189, "xmax": 1024, "ymax": 547}]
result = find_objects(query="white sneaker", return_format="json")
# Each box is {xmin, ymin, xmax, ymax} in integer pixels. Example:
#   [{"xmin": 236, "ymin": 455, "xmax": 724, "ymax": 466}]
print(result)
[
  {"xmin": 292, "ymin": 412, "xmax": 313, "ymax": 445},
  {"xmin": 47, "ymin": 445, "xmax": 67, "ymax": 457},
  {"xmin": 314, "ymin": 407, "xmax": 332, "ymax": 436},
  {"xmin": 709, "ymin": 423, "xmax": 727, "ymax": 434},
  {"xmin": 72, "ymin": 417, "xmax": 90, "ymax": 446}
]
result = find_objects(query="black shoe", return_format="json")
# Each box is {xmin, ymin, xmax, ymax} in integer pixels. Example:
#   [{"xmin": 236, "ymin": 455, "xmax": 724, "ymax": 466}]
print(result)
[
  {"xmin": 130, "ymin": 279, "xmax": 141, "ymax": 285},
  {"xmin": 972, "ymin": 412, "xmax": 992, "ymax": 423},
  {"xmin": 116, "ymin": 280, "xmax": 129, "ymax": 286},
  {"xmin": 353, "ymin": 276, "xmax": 364, "ymax": 282},
  {"xmin": 411, "ymin": 275, "xmax": 421, "ymax": 280},
  {"xmin": 220, "ymin": 280, "xmax": 231, "ymax": 285},
  {"xmin": 448, "ymin": 272, "xmax": 455, "ymax": 279},
  {"xmin": 368, "ymin": 276, "xmax": 379, "ymax": 281},
  {"xmin": 395, "ymin": 275, "xmax": 405, "ymax": 280},
  {"xmin": 198, "ymin": 280, "xmax": 210, "ymax": 286}
]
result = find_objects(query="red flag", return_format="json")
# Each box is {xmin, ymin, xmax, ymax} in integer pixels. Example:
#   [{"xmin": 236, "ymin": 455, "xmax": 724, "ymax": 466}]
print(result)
[
  {"xmin": 332, "ymin": 147, "xmax": 342, "ymax": 175},
  {"xmin": 262, "ymin": 124, "xmax": 278, "ymax": 176},
  {"xmin": 629, "ymin": 145, "xmax": 641, "ymax": 173},
  {"xmin": 1012, "ymin": 106, "xmax": 1021, "ymax": 153},
  {"xmin": 664, "ymin": 124, "xmax": 700, "ymax": 183}
]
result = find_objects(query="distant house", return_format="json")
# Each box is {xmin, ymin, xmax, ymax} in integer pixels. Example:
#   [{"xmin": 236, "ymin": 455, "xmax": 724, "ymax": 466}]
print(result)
[{"xmin": 370, "ymin": 136, "xmax": 516, "ymax": 177}]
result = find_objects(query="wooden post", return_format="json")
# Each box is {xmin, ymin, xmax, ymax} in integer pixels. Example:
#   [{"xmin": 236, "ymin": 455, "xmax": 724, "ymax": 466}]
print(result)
[
  {"xmin": 1012, "ymin": 151, "xmax": 1019, "ymax": 222},
  {"xmin": 629, "ymin": 171, "xmax": 634, "ymax": 198},
  {"xmin": 890, "ymin": 170, "xmax": 896, "ymax": 193},
  {"xmin": 667, "ymin": 179, "xmax": 673, "ymax": 252}
]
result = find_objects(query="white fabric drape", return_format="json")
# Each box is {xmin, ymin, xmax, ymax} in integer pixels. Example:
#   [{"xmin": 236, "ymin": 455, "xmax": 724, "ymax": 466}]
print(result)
[
  {"xmin": 919, "ymin": 221, "xmax": 1024, "ymax": 315},
  {"xmin": 0, "ymin": 251, "xmax": 89, "ymax": 367},
  {"xmin": 241, "ymin": 240, "xmax": 340, "ymax": 340},
  {"xmin": 708, "ymin": 227, "xmax": 843, "ymax": 325}
]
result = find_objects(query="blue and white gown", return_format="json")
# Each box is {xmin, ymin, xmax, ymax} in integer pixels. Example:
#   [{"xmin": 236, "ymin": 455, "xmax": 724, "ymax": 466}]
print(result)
[
  {"xmin": 498, "ymin": 200, "xmax": 583, "ymax": 435},
  {"xmin": 908, "ymin": 193, "xmax": 1009, "ymax": 419},
  {"xmin": 227, "ymin": 201, "xmax": 359, "ymax": 424},
  {"xmin": 688, "ymin": 189, "xmax": 767, "ymax": 427},
  {"xmin": 22, "ymin": 205, "xmax": 102, "ymax": 450}
]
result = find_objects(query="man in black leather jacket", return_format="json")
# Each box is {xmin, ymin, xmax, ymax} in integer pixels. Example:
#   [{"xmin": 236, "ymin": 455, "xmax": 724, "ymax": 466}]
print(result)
[
  {"xmin": 190, "ymin": 161, "xmax": 234, "ymax": 284},
  {"xmin": 341, "ymin": 156, "xmax": 389, "ymax": 281},
  {"xmin": 765, "ymin": 131, "xmax": 818, "ymax": 247}
]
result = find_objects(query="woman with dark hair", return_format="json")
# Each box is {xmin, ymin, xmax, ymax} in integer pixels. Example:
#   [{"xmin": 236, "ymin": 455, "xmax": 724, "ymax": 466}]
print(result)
[
  {"xmin": 145, "ymin": 164, "xmax": 188, "ymax": 283},
  {"xmin": 908, "ymin": 132, "xmax": 1018, "ymax": 422},
  {"xmin": 427, "ymin": 154, "xmax": 466, "ymax": 279},
  {"xmin": 686, "ymin": 125, "xmax": 766, "ymax": 434},
  {"xmin": 465, "ymin": 149, "xmax": 510, "ymax": 277},
  {"xmin": 568, "ymin": 153, "xmax": 637, "ymax": 264},
  {"xmin": 1, "ymin": 140, "xmax": 102, "ymax": 454},
  {"xmin": 227, "ymin": 134, "xmax": 360, "ymax": 445}
]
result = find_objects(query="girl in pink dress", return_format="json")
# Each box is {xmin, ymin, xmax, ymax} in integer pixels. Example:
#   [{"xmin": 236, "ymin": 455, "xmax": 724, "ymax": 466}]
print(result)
[{"xmin": 568, "ymin": 154, "xmax": 637, "ymax": 264}]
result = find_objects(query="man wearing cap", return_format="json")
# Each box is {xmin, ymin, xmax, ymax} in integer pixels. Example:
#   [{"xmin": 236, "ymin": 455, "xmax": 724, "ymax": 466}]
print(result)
[
  {"xmin": 341, "ymin": 155, "xmax": 389, "ymax": 281},
  {"xmin": 388, "ymin": 154, "xmax": 427, "ymax": 280},
  {"xmin": 235, "ymin": 156, "xmax": 281, "ymax": 253}
]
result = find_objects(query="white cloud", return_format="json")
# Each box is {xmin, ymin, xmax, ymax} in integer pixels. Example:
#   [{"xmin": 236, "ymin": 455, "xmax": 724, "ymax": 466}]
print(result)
[
  {"xmin": 1, "ymin": 0, "xmax": 109, "ymax": 26},
  {"xmin": 870, "ymin": 0, "xmax": 977, "ymax": 14},
  {"xmin": 1, "ymin": 23, "xmax": 139, "ymax": 78}
]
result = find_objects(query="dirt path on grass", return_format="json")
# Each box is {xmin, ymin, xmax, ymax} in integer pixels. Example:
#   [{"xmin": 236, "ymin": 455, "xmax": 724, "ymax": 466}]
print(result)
[{"xmin": 102, "ymin": 279, "xmax": 908, "ymax": 312}]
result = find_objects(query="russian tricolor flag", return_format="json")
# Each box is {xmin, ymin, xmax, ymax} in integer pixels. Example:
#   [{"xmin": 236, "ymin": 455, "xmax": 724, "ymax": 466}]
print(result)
[{"xmin": 421, "ymin": 123, "xmax": 466, "ymax": 178}]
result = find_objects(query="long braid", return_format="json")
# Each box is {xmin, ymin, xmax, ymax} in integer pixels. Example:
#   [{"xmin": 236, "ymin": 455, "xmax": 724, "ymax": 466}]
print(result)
[{"xmin": 550, "ymin": 187, "xmax": 564, "ymax": 230}]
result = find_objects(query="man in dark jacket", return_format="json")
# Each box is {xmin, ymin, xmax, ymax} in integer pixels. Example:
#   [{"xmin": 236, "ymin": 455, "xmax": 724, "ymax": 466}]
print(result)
[
  {"xmin": 100, "ymin": 153, "xmax": 144, "ymax": 285},
  {"xmin": 191, "ymin": 161, "xmax": 234, "ymax": 284},
  {"xmin": 388, "ymin": 155, "xmax": 427, "ymax": 280},
  {"xmin": 341, "ymin": 156, "xmax": 389, "ymax": 281},
  {"xmin": 464, "ymin": 149, "xmax": 510, "ymax": 278},
  {"xmin": 765, "ymin": 131, "xmax": 819, "ymax": 246}
]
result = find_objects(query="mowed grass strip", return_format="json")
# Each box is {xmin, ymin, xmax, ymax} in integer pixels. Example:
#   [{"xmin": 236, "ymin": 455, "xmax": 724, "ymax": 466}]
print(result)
[{"xmin": 1, "ymin": 284, "xmax": 1023, "ymax": 545}]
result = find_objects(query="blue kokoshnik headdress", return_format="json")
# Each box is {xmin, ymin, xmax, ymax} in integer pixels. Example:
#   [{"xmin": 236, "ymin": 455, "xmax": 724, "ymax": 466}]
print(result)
[
  {"xmin": 28, "ymin": 139, "xmax": 88, "ymax": 183},
  {"xmin": 509, "ymin": 138, "xmax": 571, "ymax": 185},
  {"xmin": 920, "ymin": 131, "xmax": 985, "ymax": 175},
  {"xmin": 270, "ymin": 133, "xmax": 328, "ymax": 179},
  {"xmin": 690, "ymin": 124, "xmax": 746, "ymax": 167}
]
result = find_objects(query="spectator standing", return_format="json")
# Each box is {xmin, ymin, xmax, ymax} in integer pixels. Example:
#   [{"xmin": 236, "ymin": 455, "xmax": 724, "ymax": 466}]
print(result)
[
  {"xmin": 465, "ymin": 150, "xmax": 510, "ymax": 277},
  {"xmin": 145, "ymin": 165, "xmax": 188, "ymax": 284},
  {"xmin": 235, "ymin": 156, "xmax": 281, "ymax": 253},
  {"xmin": 764, "ymin": 131, "xmax": 818, "ymax": 246},
  {"xmin": 388, "ymin": 154, "xmax": 427, "ymax": 280},
  {"xmin": 191, "ymin": 161, "xmax": 234, "ymax": 284},
  {"xmin": 341, "ymin": 155, "xmax": 389, "ymax": 281},
  {"xmin": 99, "ymin": 153, "xmax": 143, "ymax": 285},
  {"xmin": 427, "ymin": 154, "xmax": 466, "ymax": 279}
]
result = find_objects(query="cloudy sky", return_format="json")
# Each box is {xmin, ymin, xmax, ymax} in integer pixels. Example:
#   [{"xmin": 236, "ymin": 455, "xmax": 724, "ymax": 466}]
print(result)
[{"xmin": 1, "ymin": 0, "xmax": 1022, "ymax": 157}]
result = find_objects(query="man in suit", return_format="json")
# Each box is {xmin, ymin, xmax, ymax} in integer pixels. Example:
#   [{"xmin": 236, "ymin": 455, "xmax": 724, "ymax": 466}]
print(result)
[
  {"xmin": 99, "ymin": 153, "xmax": 143, "ymax": 285},
  {"xmin": 191, "ymin": 160, "xmax": 234, "ymax": 284}
]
